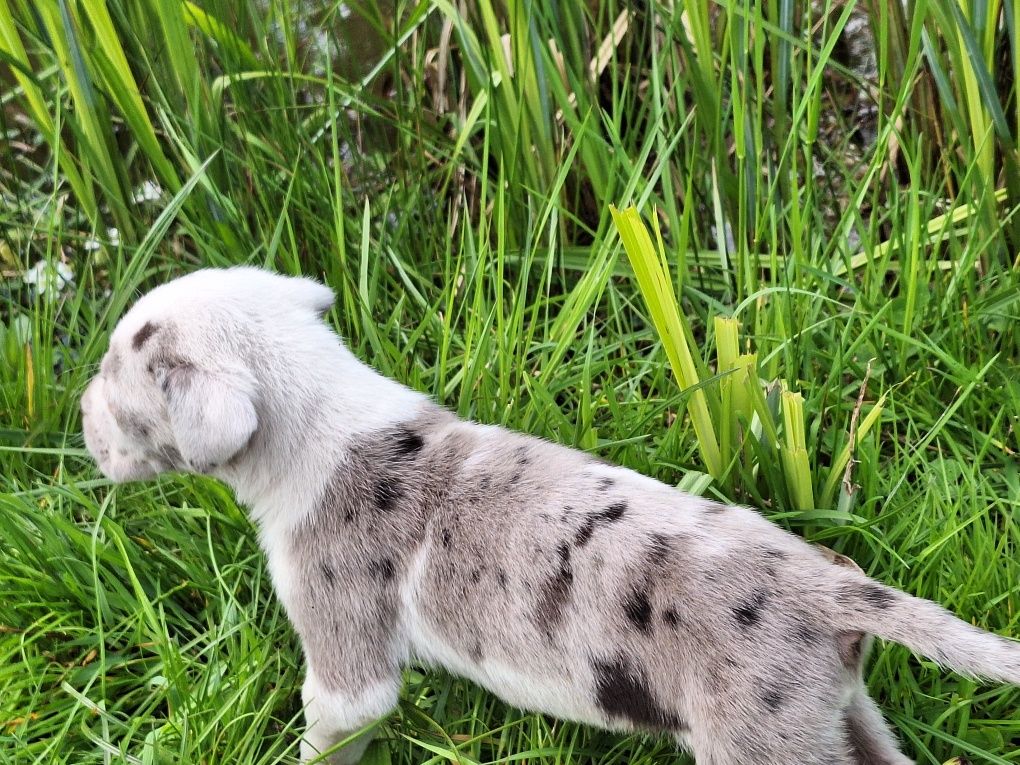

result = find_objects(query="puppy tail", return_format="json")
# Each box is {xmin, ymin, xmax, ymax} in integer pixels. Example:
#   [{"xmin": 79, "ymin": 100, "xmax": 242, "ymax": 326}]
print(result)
[{"xmin": 830, "ymin": 575, "xmax": 1020, "ymax": 685}]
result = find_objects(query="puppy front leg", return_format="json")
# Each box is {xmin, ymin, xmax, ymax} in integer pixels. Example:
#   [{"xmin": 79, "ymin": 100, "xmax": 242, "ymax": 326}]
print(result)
[{"xmin": 300, "ymin": 669, "xmax": 400, "ymax": 764}]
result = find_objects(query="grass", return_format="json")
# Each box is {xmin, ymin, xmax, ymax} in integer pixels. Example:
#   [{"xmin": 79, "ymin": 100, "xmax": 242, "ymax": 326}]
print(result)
[{"xmin": 1, "ymin": 0, "xmax": 1019, "ymax": 762}]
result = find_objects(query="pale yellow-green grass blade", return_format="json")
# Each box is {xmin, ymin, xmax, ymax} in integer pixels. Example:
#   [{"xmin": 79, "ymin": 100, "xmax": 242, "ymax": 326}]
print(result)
[
  {"xmin": 839, "ymin": 187, "xmax": 1009, "ymax": 275},
  {"xmin": 819, "ymin": 391, "xmax": 888, "ymax": 510},
  {"xmin": 780, "ymin": 389, "xmax": 814, "ymax": 510},
  {"xmin": 611, "ymin": 205, "xmax": 723, "ymax": 480},
  {"xmin": 715, "ymin": 316, "xmax": 740, "ymax": 469},
  {"xmin": 731, "ymin": 353, "xmax": 758, "ymax": 466}
]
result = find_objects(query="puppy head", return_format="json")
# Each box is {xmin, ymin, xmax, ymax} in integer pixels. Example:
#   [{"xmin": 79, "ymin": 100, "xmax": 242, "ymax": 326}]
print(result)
[{"xmin": 81, "ymin": 267, "xmax": 334, "ymax": 482}]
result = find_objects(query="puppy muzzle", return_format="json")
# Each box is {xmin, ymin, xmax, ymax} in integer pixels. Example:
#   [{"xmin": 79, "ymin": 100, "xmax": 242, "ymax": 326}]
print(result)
[{"xmin": 81, "ymin": 377, "xmax": 162, "ymax": 483}]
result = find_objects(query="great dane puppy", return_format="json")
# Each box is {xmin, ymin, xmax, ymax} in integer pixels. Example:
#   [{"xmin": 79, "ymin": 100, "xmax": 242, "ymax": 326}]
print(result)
[{"xmin": 81, "ymin": 267, "xmax": 1020, "ymax": 764}]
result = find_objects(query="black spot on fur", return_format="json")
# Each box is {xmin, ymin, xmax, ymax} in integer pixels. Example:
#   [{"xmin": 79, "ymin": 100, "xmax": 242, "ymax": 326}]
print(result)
[
  {"xmin": 132, "ymin": 321, "xmax": 159, "ymax": 350},
  {"xmin": 600, "ymin": 501, "xmax": 627, "ymax": 522},
  {"xmin": 733, "ymin": 590, "xmax": 769, "ymax": 628},
  {"xmin": 648, "ymin": 534, "xmax": 671, "ymax": 566},
  {"xmin": 623, "ymin": 588, "xmax": 653, "ymax": 633},
  {"xmin": 470, "ymin": 567, "xmax": 482, "ymax": 585},
  {"xmin": 441, "ymin": 528, "xmax": 452, "ymax": 547},
  {"xmin": 369, "ymin": 558, "xmax": 395, "ymax": 581},
  {"xmin": 469, "ymin": 642, "xmax": 483, "ymax": 662},
  {"xmin": 557, "ymin": 541, "xmax": 571, "ymax": 566},
  {"xmin": 480, "ymin": 474, "xmax": 492, "ymax": 490},
  {"xmin": 704, "ymin": 501, "xmax": 728, "ymax": 513},
  {"xmin": 575, "ymin": 519, "xmax": 596, "ymax": 547},
  {"xmin": 392, "ymin": 428, "xmax": 424, "ymax": 456},
  {"xmin": 793, "ymin": 623, "xmax": 823, "ymax": 645},
  {"xmin": 597, "ymin": 476, "xmax": 615, "ymax": 491},
  {"xmin": 662, "ymin": 606, "xmax": 681, "ymax": 629},
  {"xmin": 320, "ymin": 563, "xmax": 337, "ymax": 586},
  {"xmin": 496, "ymin": 568, "xmax": 508, "ymax": 590},
  {"xmin": 373, "ymin": 476, "xmax": 402, "ymax": 510},
  {"xmin": 857, "ymin": 583, "xmax": 895, "ymax": 609},
  {"xmin": 762, "ymin": 547, "xmax": 788, "ymax": 560},
  {"xmin": 575, "ymin": 502, "xmax": 627, "ymax": 547},
  {"xmin": 760, "ymin": 686, "xmax": 784, "ymax": 712},
  {"xmin": 536, "ymin": 542, "xmax": 574, "ymax": 634},
  {"xmin": 592, "ymin": 656, "xmax": 685, "ymax": 730}
]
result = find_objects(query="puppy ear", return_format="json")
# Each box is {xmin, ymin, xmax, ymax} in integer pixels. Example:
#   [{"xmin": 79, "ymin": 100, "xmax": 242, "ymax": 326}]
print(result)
[
  {"xmin": 288, "ymin": 276, "xmax": 334, "ymax": 317},
  {"xmin": 160, "ymin": 362, "xmax": 258, "ymax": 471}
]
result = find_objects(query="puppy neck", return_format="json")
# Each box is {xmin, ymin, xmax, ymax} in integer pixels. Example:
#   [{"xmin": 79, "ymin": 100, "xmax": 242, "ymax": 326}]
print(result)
[{"xmin": 216, "ymin": 332, "xmax": 431, "ymax": 528}]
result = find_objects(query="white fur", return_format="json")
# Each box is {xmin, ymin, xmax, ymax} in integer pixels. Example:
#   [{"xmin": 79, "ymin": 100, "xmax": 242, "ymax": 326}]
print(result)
[{"xmin": 301, "ymin": 671, "xmax": 397, "ymax": 764}]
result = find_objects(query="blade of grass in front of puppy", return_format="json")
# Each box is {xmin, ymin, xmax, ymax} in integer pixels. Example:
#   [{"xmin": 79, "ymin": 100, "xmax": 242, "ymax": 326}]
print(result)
[
  {"xmin": 715, "ymin": 316, "xmax": 744, "ymax": 475},
  {"xmin": 819, "ymin": 392, "xmax": 888, "ymax": 510},
  {"xmin": 780, "ymin": 389, "xmax": 814, "ymax": 511},
  {"xmin": 610, "ymin": 205, "xmax": 723, "ymax": 482}
]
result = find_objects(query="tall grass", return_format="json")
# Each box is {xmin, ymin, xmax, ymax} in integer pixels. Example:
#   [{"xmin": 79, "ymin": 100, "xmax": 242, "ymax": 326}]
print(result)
[{"xmin": 1, "ymin": 0, "xmax": 1019, "ymax": 763}]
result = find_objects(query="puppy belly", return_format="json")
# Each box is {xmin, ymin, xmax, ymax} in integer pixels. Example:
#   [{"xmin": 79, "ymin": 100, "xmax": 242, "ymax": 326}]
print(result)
[
  {"xmin": 399, "ymin": 546, "xmax": 611, "ymax": 728},
  {"xmin": 405, "ymin": 610, "xmax": 609, "ymax": 728}
]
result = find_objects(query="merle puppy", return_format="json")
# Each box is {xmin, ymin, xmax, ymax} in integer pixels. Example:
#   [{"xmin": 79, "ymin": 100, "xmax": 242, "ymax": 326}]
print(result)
[{"xmin": 80, "ymin": 267, "xmax": 1020, "ymax": 764}]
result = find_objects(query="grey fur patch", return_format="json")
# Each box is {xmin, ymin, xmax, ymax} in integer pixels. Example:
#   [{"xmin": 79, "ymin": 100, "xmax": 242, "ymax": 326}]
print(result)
[
  {"xmin": 103, "ymin": 349, "xmax": 122, "ymax": 376},
  {"xmin": 854, "ymin": 584, "xmax": 895, "ymax": 610},
  {"xmin": 837, "ymin": 630, "xmax": 866, "ymax": 671},
  {"xmin": 108, "ymin": 400, "xmax": 153, "ymax": 442},
  {"xmin": 291, "ymin": 409, "xmax": 460, "ymax": 690},
  {"xmin": 536, "ymin": 542, "xmax": 574, "ymax": 635},
  {"xmin": 792, "ymin": 621, "xmax": 824, "ymax": 646},
  {"xmin": 369, "ymin": 558, "xmax": 396, "ymax": 581},
  {"xmin": 320, "ymin": 562, "xmax": 338, "ymax": 586}
]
